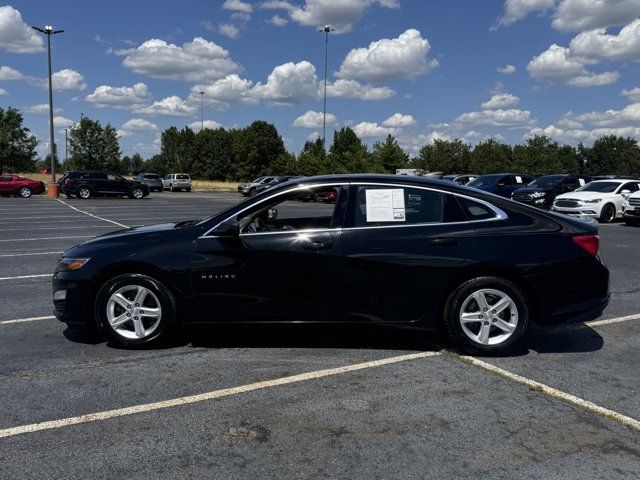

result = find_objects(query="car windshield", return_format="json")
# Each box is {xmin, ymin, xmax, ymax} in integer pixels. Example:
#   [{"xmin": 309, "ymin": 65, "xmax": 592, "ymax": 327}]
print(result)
[
  {"xmin": 467, "ymin": 175, "xmax": 502, "ymax": 187},
  {"xmin": 528, "ymin": 176, "xmax": 564, "ymax": 189},
  {"xmin": 251, "ymin": 177, "xmax": 266, "ymax": 183},
  {"xmin": 576, "ymin": 181, "xmax": 620, "ymax": 193},
  {"xmin": 144, "ymin": 174, "xmax": 160, "ymax": 180}
]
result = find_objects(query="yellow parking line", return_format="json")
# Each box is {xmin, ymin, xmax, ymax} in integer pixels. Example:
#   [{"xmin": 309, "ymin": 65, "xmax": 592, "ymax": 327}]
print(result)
[{"xmin": 0, "ymin": 350, "xmax": 440, "ymax": 439}]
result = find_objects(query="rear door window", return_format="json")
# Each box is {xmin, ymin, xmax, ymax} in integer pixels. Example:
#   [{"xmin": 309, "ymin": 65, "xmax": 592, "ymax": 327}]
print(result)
[{"xmin": 458, "ymin": 197, "xmax": 499, "ymax": 221}]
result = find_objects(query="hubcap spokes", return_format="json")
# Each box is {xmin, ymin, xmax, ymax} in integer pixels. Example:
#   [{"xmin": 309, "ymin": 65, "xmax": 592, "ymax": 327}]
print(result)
[
  {"xmin": 106, "ymin": 285, "xmax": 161, "ymax": 340},
  {"xmin": 459, "ymin": 289, "xmax": 518, "ymax": 346}
]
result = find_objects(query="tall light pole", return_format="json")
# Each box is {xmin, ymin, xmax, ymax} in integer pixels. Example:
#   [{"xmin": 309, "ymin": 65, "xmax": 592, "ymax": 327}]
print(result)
[
  {"xmin": 199, "ymin": 91, "xmax": 205, "ymax": 131},
  {"xmin": 319, "ymin": 25, "xmax": 333, "ymax": 150},
  {"xmin": 64, "ymin": 127, "xmax": 68, "ymax": 163},
  {"xmin": 32, "ymin": 25, "xmax": 63, "ymax": 185}
]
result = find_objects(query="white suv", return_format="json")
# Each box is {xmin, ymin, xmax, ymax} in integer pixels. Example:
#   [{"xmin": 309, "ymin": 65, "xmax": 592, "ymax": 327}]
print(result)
[
  {"xmin": 163, "ymin": 173, "xmax": 192, "ymax": 192},
  {"xmin": 622, "ymin": 190, "xmax": 640, "ymax": 226},
  {"xmin": 552, "ymin": 179, "xmax": 640, "ymax": 223}
]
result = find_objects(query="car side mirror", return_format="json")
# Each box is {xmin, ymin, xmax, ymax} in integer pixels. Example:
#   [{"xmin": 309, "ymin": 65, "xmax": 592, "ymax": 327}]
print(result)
[
  {"xmin": 212, "ymin": 218, "xmax": 239, "ymax": 237},
  {"xmin": 621, "ymin": 189, "xmax": 631, "ymax": 195},
  {"xmin": 268, "ymin": 208, "xmax": 278, "ymax": 221}
]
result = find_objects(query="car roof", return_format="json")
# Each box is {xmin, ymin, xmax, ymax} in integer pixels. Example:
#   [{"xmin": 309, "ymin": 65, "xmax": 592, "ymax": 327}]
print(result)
[{"xmin": 590, "ymin": 179, "xmax": 633, "ymax": 184}]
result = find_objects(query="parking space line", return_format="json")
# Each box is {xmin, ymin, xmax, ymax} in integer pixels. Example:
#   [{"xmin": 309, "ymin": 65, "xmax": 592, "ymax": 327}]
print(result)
[
  {"xmin": 0, "ymin": 251, "xmax": 63, "ymax": 257},
  {"xmin": 55, "ymin": 199, "xmax": 129, "ymax": 228},
  {"xmin": 2, "ymin": 225, "xmax": 116, "ymax": 232},
  {"xmin": 0, "ymin": 274, "xmax": 51, "ymax": 281},
  {"xmin": 0, "ymin": 315, "xmax": 55, "ymax": 325},
  {"xmin": 451, "ymin": 353, "xmax": 640, "ymax": 431},
  {"xmin": 0, "ymin": 350, "xmax": 441, "ymax": 439},
  {"xmin": 585, "ymin": 313, "xmax": 640, "ymax": 328},
  {"xmin": 0, "ymin": 236, "xmax": 92, "ymax": 242},
  {"xmin": 533, "ymin": 312, "xmax": 640, "ymax": 336}
]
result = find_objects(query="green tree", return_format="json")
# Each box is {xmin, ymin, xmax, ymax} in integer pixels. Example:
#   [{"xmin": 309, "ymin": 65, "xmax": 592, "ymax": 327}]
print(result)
[
  {"xmin": 371, "ymin": 134, "xmax": 409, "ymax": 173},
  {"xmin": 130, "ymin": 153, "xmax": 144, "ymax": 174},
  {"xmin": 512, "ymin": 135, "xmax": 564, "ymax": 175},
  {"xmin": 414, "ymin": 139, "xmax": 470, "ymax": 173},
  {"xmin": 328, "ymin": 127, "xmax": 371, "ymax": 173},
  {"xmin": 119, "ymin": 155, "xmax": 132, "ymax": 175},
  {"xmin": 296, "ymin": 138, "xmax": 330, "ymax": 176},
  {"xmin": 68, "ymin": 116, "xmax": 120, "ymax": 171},
  {"xmin": 468, "ymin": 138, "xmax": 512, "ymax": 174},
  {"xmin": 232, "ymin": 121, "xmax": 286, "ymax": 180},
  {"xmin": 0, "ymin": 106, "xmax": 38, "ymax": 172},
  {"xmin": 585, "ymin": 136, "xmax": 640, "ymax": 176},
  {"xmin": 195, "ymin": 127, "xmax": 233, "ymax": 180}
]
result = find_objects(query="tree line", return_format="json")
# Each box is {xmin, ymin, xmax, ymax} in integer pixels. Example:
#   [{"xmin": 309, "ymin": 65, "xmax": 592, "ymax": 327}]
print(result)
[{"xmin": 2, "ymin": 106, "xmax": 640, "ymax": 180}]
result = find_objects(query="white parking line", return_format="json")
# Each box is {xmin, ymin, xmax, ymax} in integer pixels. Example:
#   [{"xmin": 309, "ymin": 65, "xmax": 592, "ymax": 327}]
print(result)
[
  {"xmin": 55, "ymin": 199, "xmax": 129, "ymax": 228},
  {"xmin": 0, "ymin": 316, "xmax": 55, "ymax": 325},
  {"xmin": 2, "ymin": 225, "xmax": 116, "ymax": 232},
  {"xmin": 0, "ymin": 251, "xmax": 63, "ymax": 257},
  {"xmin": 0, "ymin": 236, "xmax": 92, "ymax": 242},
  {"xmin": 454, "ymin": 354, "xmax": 640, "ymax": 431},
  {"xmin": 0, "ymin": 351, "xmax": 441, "ymax": 439},
  {"xmin": 0, "ymin": 274, "xmax": 51, "ymax": 281},
  {"xmin": 586, "ymin": 313, "xmax": 640, "ymax": 328}
]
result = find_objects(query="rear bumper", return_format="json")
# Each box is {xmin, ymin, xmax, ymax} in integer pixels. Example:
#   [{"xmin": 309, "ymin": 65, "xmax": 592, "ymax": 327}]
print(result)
[{"xmin": 548, "ymin": 295, "xmax": 609, "ymax": 324}]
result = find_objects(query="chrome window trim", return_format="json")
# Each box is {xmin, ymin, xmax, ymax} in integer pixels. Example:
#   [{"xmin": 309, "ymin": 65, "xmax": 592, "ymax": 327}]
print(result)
[{"xmin": 199, "ymin": 181, "xmax": 507, "ymax": 239}]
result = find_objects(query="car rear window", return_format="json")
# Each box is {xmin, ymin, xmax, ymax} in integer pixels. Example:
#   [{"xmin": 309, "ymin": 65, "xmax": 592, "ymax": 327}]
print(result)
[
  {"xmin": 144, "ymin": 174, "xmax": 160, "ymax": 180},
  {"xmin": 176, "ymin": 174, "xmax": 190, "ymax": 180}
]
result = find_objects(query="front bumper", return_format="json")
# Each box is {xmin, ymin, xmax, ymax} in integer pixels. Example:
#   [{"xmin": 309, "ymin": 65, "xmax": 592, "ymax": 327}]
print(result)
[
  {"xmin": 52, "ymin": 271, "xmax": 95, "ymax": 326},
  {"xmin": 622, "ymin": 205, "xmax": 640, "ymax": 219},
  {"xmin": 551, "ymin": 205, "xmax": 600, "ymax": 218}
]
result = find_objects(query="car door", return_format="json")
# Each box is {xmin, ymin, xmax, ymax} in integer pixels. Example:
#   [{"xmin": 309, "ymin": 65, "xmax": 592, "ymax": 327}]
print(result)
[
  {"xmin": 0, "ymin": 176, "xmax": 13, "ymax": 195},
  {"xmin": 336, "ymin": 183, "xmax": 477, "ymax": 323},
  {"xmin": 105, "ymin": 173, "xmax": 128, "ymax": 195},
  {"xmin": 189, "ymin": 184, "xmax": 349, "ymax": 322}
]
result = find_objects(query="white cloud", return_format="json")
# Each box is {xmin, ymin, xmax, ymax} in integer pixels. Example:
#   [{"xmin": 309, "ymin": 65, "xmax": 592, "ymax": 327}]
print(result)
[
  {"xmin": 493, "ymin": 0, "xmax": 555, "ymax": 29},
  {"xmin": 293, "ymin": 110, "xmax": 337, "ymax": 128},
  {"xmin": 569, "ymin": 19, "xmax": 640, "ymax": 62},
  {"xmin": 455, "ymin": 108, "xmax": 535, "ymax": 127},
  {"xmin": 189, "ymin": 74, "xmax": 256, "ymax": 109},
  {"xmin": 552, "ymin": 0, "xmax": 640, "ymax": 32},
  {"xmin": 117, "ymin": 37, "xmax": 241, "ymax": 82},
  {"xmin": 0, "ymin": 65, "xmax": 24, "ymax": 80},
  {"xmin": 307, "ymin": 131, "xmax": 320, "ymax": 141},
  {"xmin": 622, "ymin": 86, "xmax": 640, "ymax": 102},
  {"xmin": 116, "ymin": 129, "xmax": 132, "ymax": 138},
  {"xmin": 85, "ymin": 83, "xmax": 153, "ymax": 109},
  {"xmin": 24, "ymin": 104, "xmax": 63, "ymax": 114},
  {"xmin": 50, "ymin": 69, "xmax": 87, "ymax": 91},
  {"xmin": 382, "ymin": 113, "xmax": 416, "ymax": 127},
  {"xmin": 0, "ymin": 88, "xmax": 7, "ymax": 96},
  {"xmin": 121, "ymin": 118, "xmax": 158, "ymax": 132},
  {"xmin": 269, "ymin": 14, "xmax": 288, "ymax": 26},
  {"xmin": 260, "ymin": 0, "xmax": 399, "ymax": 33},
  {"xmin": 353, "ymin": 121, "xmax": 395, "ymax": 138},
  {"xmin": 223, "ymin": 0, "xmax": 253, "ymax": 13},
  {"xmin": 134, "ymin": 96, "xmax": 196, "ymax": 116},
  {"xmin": 0, "ymin": 6, "xmax": 44, "ymax": 53},
  {"xmin": 572, "ymin": 102, "xmax": 640, "ymax": 127},
  {"xmin": 336, "ymin": 29, "xmax": 437, "ymax": 82},
  {"xmin": 188, "ymin": 120, "xmax": 224, "ymax": 130},
  {"xmin": 497, "ymin": 64, "xmax": 516, "ymax": 74},
  {"xmin": 481, "ymin": 93, "xmax": 520, "ymax": 109},
  {"xmin": 326, "ymin": 79, "xmax": 395, "ymax": 100},
  {"xmin": 219, "ymin": 23, "xmax": 240, "ymax": 38},
  {"xmin": 527, "ymin": 43, "xmax": 619, "ymax": 87},
  {"xmin": 53, "ymin": 116, "xmax": 75, "ymax": 130},
  {"xmin": 252, "ymin": 60, "xmax": 320, "ymax": 104}
]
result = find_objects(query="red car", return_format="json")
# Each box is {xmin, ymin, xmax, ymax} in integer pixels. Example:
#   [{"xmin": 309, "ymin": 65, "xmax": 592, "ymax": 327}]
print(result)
[{"xmin": 0, "ymin": 174, "xmax": 46, "ymax": 198}]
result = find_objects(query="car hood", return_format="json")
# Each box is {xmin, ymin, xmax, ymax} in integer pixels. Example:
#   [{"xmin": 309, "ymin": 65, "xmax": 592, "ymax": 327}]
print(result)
[
  {"xmin": 556, "ymin": 191, "xmax": 617, "ymax": 200},
  {"xmin": 82, "ymin": 222, "xmax": 181, "ymax": 245}
]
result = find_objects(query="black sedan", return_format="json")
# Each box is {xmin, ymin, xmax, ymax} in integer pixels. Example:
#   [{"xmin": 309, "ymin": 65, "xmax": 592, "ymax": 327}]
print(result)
[{"xmin": 52, "ymin": 174, "xmax": 609, "ymax": 353}]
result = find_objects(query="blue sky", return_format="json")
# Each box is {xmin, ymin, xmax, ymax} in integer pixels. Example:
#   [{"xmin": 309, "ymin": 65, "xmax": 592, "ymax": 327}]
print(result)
[{"xmin": 2, "ymin": 0, "xmax": 640, "ymax": 159}]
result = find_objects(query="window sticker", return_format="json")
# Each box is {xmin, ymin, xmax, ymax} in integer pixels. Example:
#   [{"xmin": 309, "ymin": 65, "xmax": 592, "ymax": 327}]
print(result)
[
  {"xmin": 579, "ymin": 178, "xmax": 586, "ymax": 186},
  {"xmin": 515, "ymin": 176, "xmax": 522, "ymax": 183},
  {"xmin": 365, "ymin": 188, "xmax": 406, "ymax": 222}
]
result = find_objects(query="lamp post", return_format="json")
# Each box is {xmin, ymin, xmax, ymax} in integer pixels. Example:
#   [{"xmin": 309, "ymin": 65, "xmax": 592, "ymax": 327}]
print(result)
[
  {"xmin": 32, "ymin": 25, "xmax": 64, "ymax": 186},
  {"xmin": 64, "ymin": 127, "xmax": 68, "ymax": 163},
  {"xmin": 319, "ymin": 25, "xmax": 333, "ymax": 150},
  {"xmin": 199, "ymin": 91, "xmax": 205, "ymax": 131}
]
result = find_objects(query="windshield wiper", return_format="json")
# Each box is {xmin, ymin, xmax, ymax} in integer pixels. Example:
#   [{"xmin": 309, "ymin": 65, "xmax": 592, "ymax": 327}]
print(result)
[{"xmin": 173, "ymin": 219, "xmax": 201, "ymax": 228}]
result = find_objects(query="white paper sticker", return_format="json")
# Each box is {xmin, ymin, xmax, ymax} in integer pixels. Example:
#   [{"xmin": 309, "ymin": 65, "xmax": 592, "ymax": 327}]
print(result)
[
  {"xmin": 515, "ymin": 176, "xmax": 522, "ymax": 183},
  {"xmin": 578, "ymin": 178, "xmax": 586, "ymax": 186},
  {"xmin": 365, "ymin": 189, "xmax": 406, "ymax": 222}
]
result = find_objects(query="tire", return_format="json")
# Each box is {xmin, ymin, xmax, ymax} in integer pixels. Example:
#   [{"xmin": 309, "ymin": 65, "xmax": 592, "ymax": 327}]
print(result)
[
  {"xmin": 95, "ymin": 273, "xmax": 177, "ymax": 346},
  {"xmin": 77, "ymin": 186, "xmax": 92, "ymax": 199},
  {"xmin": 129, "ymin": 187, "xmax": 145, "ymax": 199},
  {"xmin": 599, "ymin": 203, "xmax": 616, "ymax": 223},
  {"xmin": 19, "ymin": 186, "xmax": 32, "ymax": 198},
  {"xmin": 169, "ymin": 183, "xmax": 174, "ymax": 192},
  {"xmin": 443, "ymin": 276, "xmax": 530, "ymax": 355},
  {"xmin": 248, "ymin": 188, "xmax": 256, "ymax": 197},
  {"xmin": 185, "ymin": 188, "xmax": 191, "ymax": 192},
  {"xmin": 65, "ymin": 193, "xmax": 73, "ymax": 199}
]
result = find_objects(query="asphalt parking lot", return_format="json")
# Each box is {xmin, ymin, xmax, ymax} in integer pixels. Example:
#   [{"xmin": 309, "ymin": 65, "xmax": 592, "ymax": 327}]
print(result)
[{"xmin": 1, "ymin": 192, "xmax": 639, "ymax": 479}]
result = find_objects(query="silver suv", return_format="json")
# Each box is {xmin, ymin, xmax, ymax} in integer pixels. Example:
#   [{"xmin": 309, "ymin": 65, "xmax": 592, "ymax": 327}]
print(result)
[{"xmin": 163, "ymin": 173, "xmax": 192, "ymax": 192}]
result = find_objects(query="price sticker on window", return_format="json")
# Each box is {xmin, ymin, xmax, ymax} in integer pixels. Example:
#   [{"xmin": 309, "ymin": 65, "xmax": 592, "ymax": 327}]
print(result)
[{"xmin": 365, "ymin": 189, "xmax": 406, "ymax": 222}]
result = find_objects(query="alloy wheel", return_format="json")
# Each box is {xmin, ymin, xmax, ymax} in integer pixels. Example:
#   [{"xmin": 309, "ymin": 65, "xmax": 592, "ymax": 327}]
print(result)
[
  {"xmin": 19, "ymin": 187, "xmax": 32, "ymax": 198},
  {"xmin": 106, "ymin": 285, "xmax": 162, "ymax": 340},
  {"xmin": 79, "ymin": 188, "xmax": 91, "ymax": 199},
  {"xmin": 601, "ymin": 205, "xmax": 615, "ymax": 223},
  {"xmin": 459, "ymin": 288, "xmax": 519, "ymax": 346},
  {"xmin": 132, "ymin": 188, "xmax": 144, "ymax": 199}
]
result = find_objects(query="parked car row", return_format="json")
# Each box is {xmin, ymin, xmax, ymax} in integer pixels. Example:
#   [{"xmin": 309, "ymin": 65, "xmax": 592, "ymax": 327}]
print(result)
[
  {"xmin": 237, "ymin": 176, "xmax": 303, "ymax": 196},
  {"xmin": 0, "ymin": 174, "xmax": 45, "ymax": 198}
]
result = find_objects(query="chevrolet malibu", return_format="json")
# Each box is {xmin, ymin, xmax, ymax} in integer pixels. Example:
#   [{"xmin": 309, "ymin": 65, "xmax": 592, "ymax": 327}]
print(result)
[{"xmin": 53, "ymin": 175, "xmax": 609, "ymax": 354}]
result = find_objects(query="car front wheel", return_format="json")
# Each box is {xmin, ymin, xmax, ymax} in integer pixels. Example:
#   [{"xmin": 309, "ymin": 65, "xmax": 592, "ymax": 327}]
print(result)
[
  {"xmin": 443, "ymin": 276, "xmax": 530, "ymax": 354},
  {"xmin": 95, "ymin": 274, "xmax": 176, "ymax": 346},
  {"xmin": 129, "ymin": 187, "xmax": 145, "ymax": 199},
  {"xmin": 599, "ymin": 203, "xmax": 616, "ymax": 223},
  {"xmin": 19, "ymin": 186, "xmax": 32, "ymax": 198}
]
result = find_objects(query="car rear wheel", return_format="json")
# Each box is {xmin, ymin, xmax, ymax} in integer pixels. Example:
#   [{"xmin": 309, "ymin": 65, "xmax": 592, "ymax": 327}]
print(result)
[
  {"xmin": 599, "ymin": 203, "xmax": 616, "ymax": 223},
  {"xmin": 95, "ymin": 274, "xmax": 176, "ymax": 346},
  {"xmin": 129, "ymin": 187, "xmax": 144, "ymax": 199},
  {"xmin": 19, "ymin": 186, "xmax": 32, "ymax": 198},
  {"xmin": 185, "ymin": 188, "xmax": 191, "ymax": 192},
  {"xmin": 169, "ymin": 183, "xmax": 175, "ymax": 192},
  {"xmin": 443, "ymin": 277, "xmax": 530, "ymax": 354},
  {"xmin": 77, "ymin": 187, "xmax": 92, "ymax": 199}
]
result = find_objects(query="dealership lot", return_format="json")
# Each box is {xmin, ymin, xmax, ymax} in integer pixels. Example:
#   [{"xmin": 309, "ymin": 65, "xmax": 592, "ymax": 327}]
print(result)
[{"xmin": 1, "ymin": 192, "xmax": 639, "ymax": 479}]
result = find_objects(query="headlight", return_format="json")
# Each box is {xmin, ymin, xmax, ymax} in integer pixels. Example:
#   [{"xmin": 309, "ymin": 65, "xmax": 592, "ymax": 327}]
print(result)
[
  {"xmin": 584, "ymin": 198, "xmax": 603, "ymax": 203},
  {"xmin": 530, "ymin": 192, "xmax": 546, "ymax": 198},
  {"xmin": 57, "ymin": 257, "xmax": 91, "ymax": 271}
]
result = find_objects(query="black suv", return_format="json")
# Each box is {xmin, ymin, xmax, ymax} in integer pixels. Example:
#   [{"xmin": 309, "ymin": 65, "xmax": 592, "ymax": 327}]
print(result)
[
  {"xmin": 511, "ymin": 174, "xmax": 591, "ymax": 209},
  {"xmin": 60, "ymin": 171, "xmax": 150, "ymax": 199}
]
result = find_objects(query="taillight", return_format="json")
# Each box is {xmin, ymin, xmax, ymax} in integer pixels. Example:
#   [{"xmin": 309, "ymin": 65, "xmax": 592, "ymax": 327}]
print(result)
[
  {"xmin": 65, "ymin": 178, "xmax": 72, "ymax": 185},
  {"xmin": 573, "ymin": 234, "xmax": 599, "ymax": 257}
]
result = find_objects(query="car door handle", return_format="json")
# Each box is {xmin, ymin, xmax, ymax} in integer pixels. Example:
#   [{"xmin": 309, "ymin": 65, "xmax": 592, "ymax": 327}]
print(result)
[
  {"xmin": 301, "ymin": 240, "xmax": 333, "ymax": 250},
  {"xmin": 429, "ymin": 237, "xmax": 459, "ymax": 247}
]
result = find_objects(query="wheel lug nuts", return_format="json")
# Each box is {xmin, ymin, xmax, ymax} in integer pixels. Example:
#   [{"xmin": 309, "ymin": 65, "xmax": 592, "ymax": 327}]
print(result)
[
  {"xmin": 126, "ymin": 313, "xmax": 131, "ymax": 317},
  {"xmin": 492, "ymin": 319, "xmax": 496, "ymax": 323},
  {"xmin": 139, "ymin": 310, "xmax": 144, "ymax": 314},
  {"xmin": 478, "ymin": 314, "xmax": 483, "ymax": 319},
  {"xmin": 135, "ymin": 303, "xmax": 139, "ymax": 307},
  {"xmin": 482, "ymin": 308, "xmax": 488, "ymax": 312},
  {"xmin": 492, "ymin": 310, "xmax": 496, "ymax": 314},
  {"xmin": 127, "ymin": 305, "xmax": 131, "ymax": 309},
  {"xmin": 484, "ymin": 321, "xmax": 489, "ymax": 325},
  {"xmin": 134, "ymin": 316, "xmax": 138, "ymax": 320}
]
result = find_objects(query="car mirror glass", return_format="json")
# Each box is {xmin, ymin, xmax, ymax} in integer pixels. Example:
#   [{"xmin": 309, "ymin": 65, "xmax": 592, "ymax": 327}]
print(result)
[{"xmin": 268, "ymin": 208, "xmax": 278, "ymax": 221}]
